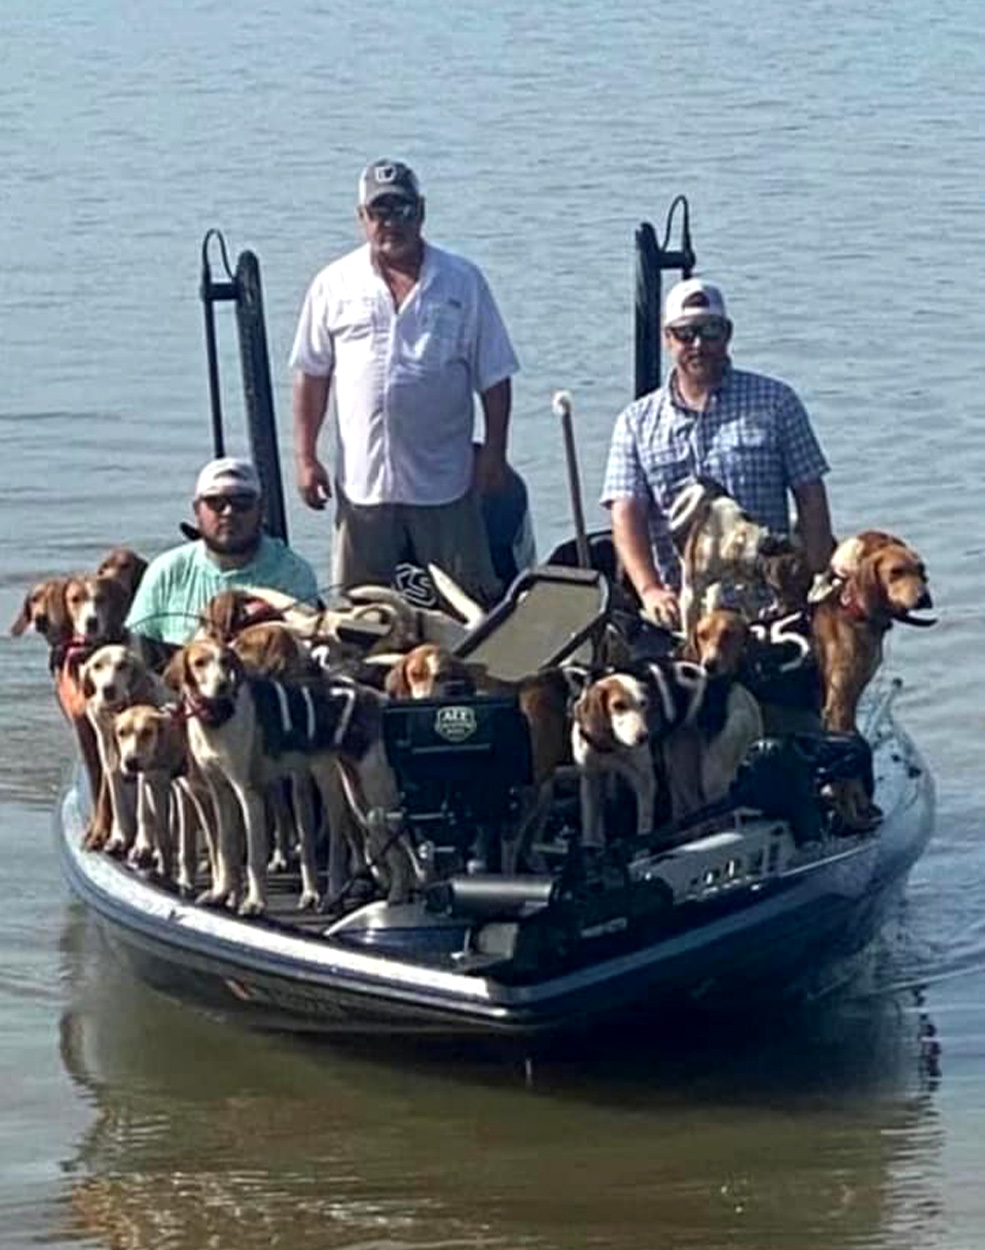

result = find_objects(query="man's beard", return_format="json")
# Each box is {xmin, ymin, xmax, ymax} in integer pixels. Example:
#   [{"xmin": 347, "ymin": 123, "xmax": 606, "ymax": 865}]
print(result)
[{"xmin": 202, "ymin": 529, "xmax": 261, "ymax": 559}]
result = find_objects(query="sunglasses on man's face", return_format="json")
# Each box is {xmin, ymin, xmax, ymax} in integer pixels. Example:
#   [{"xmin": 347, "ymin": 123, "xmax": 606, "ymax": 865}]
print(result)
[
  {"xmin": 668, "ymin": 320, "xmax": 728, "ymax": 344},
  {"xmin": 364, "ymin": 199, "xmax": 419, "ymax": 224},
  {"xmin": 199, "ymin": 494, "xmax": 258, "ymax": 515}
]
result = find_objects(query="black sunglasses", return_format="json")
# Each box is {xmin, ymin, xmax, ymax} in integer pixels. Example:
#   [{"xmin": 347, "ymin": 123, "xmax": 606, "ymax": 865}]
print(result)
[
  {"xmin": 364, "ymin": 199, "xmax": 419, "ymax": 224},
  {"xmin": 199, "ymin": 493, "xmax": 258, "ymax": 514},
  {"xmin": 668, "ymin": 321, "xmax": 728, "ymax": 344}
]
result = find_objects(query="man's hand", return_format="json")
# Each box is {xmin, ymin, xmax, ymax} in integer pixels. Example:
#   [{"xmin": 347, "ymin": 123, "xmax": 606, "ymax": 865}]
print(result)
[
  {"xmin": 640, "ymin": 584, "xmax": 680, "ymax": 630},
  {"xmin": 473, "ymin": 443, "xmax": 508, "ymax": 495},
  {"xmin": 296, "ymin": 456, "xmax": 332, "ymax": 510}
]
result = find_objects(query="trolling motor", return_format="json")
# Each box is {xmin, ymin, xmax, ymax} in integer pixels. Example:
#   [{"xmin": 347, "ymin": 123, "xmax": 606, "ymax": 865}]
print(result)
[{"xmin": 198, "ymin": 229, "xmax": 289, "ymax": 543}]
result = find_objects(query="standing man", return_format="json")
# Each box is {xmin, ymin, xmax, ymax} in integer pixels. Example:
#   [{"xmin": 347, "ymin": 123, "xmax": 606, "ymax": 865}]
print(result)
[
  {"xmin": 601, "ymin": 278, "xmax": 834, "ymax": 627},
  {"xmin": 290, "ymin": 159, "xmax": 519, "ymax": 606},
  {"xmin": 126, "ymin": 456, "xmax": 319, "ymax": 646}
]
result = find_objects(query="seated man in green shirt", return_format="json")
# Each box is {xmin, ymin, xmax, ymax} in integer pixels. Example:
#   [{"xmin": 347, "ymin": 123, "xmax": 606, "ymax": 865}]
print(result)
[{"xmin": 126, "ymin": 457, "xmax": 320, "ymax": 647}]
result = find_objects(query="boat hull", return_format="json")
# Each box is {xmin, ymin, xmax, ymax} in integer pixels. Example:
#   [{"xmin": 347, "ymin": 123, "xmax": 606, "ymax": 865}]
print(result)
[{"xmin": 56, "ymin": 710, "xmax": 934, "ymax": 1040}]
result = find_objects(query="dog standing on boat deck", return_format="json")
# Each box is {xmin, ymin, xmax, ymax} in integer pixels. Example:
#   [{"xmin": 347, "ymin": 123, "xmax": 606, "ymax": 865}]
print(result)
[
  {"xmin": 810, "ymin": 533, "xmax": 933, "ymax": 829},
  {"xmin": 113, "ymin": 702, "xmax": 208, "ymax": 893},
  {"xmin": 172, "ymin": 638, "xmax": 400, "ymax": 915},
  {"xmin": 80, "ymin": 644, "xmax": 171, "ymax": 856},
  {"xmin": 668, "ymin": 478, "xmax": 788, "ymax": 639},
  {"xmin": 573, "ymin": 658, "xmax": 763, "ymax": 845}
]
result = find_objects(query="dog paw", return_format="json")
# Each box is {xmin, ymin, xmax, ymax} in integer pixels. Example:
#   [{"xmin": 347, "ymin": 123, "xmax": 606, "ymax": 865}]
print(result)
[
  {"xmin": 297, "ymin": 888, "xmax": 320, "ymax": 912},
  {"xmin": 196, "ymin": 886, "xmax": 229, "ymax": 909},
  {"xmin": 238, "ymin": 895, "xmax": 267, "ymax": 918},
  {"xmin": 104, "ymin": 834, "xmax": 127, "ymax": 857},
  {"xmin": 83, "ymin": 825, "xmax": 110, "ymax": 852},
  {"xmin": 128, "ymin": 844, "xmax": 154, "ymax": 870},
  {"xmin": 268, "ymin": 850, "xmax": 289, "ymax": 873}
]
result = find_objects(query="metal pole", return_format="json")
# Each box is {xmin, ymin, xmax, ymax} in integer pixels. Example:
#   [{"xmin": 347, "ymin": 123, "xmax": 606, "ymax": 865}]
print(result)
[
  {"xmin": 552, "ymin": 390, "xmax": 591, "ymax": 568},
  {"xmin": 199, "ymin": 238, "xmax": 227, "ymax": 458}
]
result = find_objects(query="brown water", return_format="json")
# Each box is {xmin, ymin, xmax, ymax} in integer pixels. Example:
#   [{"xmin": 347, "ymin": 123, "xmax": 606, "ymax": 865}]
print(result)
[{"xmin": 3, "ymin": 0, "xmax": 985, "ymax": 1246}]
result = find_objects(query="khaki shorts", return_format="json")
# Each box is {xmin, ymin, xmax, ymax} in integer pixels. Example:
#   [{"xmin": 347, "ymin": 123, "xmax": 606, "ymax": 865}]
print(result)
[{"xmin": 332, "ymin": 486, "xmax": 502, "ymax": 606}]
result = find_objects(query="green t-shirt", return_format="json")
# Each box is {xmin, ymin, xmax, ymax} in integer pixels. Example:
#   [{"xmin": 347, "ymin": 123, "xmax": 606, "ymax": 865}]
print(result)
[{"xmin": 125, "ymin": 535, "xmax": 320, "ymax": 644}]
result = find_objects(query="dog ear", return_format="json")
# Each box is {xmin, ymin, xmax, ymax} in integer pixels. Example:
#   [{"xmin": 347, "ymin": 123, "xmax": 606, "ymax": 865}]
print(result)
[
  {"xmin": 384, "ymin": 656, "xmax": 412, "ymax": 699},
  {"xmin": 854, "ymin": 549, "xmax": 893, "ymax": 618},
  {"xmin": 9, "ymin": 593, "xmax": 32, "ymax": 636},
  {"xmin": 577, "ymin": 683, "xmax": 615, "ymax": 749},
  {"xmin": 163, "ymin": 647, "xmax": 190, "ymax": 694}
]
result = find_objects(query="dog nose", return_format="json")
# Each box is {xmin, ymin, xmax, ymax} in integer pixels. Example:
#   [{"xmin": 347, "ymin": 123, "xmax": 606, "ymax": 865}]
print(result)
[
  {"xmin": 123, "ymin": 757, "xmax": 140, "ymax": 775},
  {"xmin": 917, "ymin": 590, "xmax": 933, "ymax": 610}
]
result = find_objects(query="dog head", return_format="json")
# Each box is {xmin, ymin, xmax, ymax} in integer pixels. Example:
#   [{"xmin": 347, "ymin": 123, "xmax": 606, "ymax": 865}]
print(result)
[
  {"xmin": 853, "ymin": 542, "xmax": 935, "ymax": 627},
  {"xmin": 9, "ymin": 577, "xmax": 71, "ymax": 642},
  {"xmin": 668, "ymin": 478, "xmax": 777, "ymax": 572},
  {"xmin": 760, "ymin": 539, "xmax": 814, "ymax": 613},
  {"xmin": 170, "ymin": 637, "xmax": 245, "ymax": 707},
  {"xmin": 573, "ymin": 674, "xmax": 650, "ymax": 751},
  {"xmin": 689, "ymin": 610, "xmax": 751, "ymax": 677},
  {"xmin": 385, "ymin": 644, "xmax": 479, "ymax": 700},
  {"xmin": 198, "ymin": 589, "xmax": 284, "ymax": 643},
  {"xmin": 81, "ymin": 644, "xmax": 150, "ymax": 714},
  {"xmin": 114, "ymin": 704, "xmax": 183, "ymax": 777},
  {"xmin": 65, "ymin": 574, "xmax": 129, "ymax": 644},
  {"xmin": 96, "ymin": 547, "xmax": 148, "ymax": 609},
  {"xmin": 231, "ymin": 622, "xmax": 313, "ymax": 680},
  {"xmin": 829, "ymin": 531, "xmax": 904, "ymax": 582}
]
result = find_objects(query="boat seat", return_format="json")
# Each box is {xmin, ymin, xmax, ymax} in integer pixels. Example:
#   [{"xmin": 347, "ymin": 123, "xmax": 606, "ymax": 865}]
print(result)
[
  {"xmin": 382, "ymin": 694, "xmax": 534, "ymax": 859},
  {"xmin": 454, "ymin": 563, "xmax": 610, "ymax": 680}
]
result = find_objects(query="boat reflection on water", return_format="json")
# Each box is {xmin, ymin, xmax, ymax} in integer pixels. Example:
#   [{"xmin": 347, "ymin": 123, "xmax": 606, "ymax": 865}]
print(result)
[{"xmin": 55, "ymin": 908, "xmax": 949, "ymax": 1250}]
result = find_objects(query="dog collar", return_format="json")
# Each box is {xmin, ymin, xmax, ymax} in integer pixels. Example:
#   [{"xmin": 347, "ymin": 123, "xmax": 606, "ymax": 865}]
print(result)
[
  {"xmin": 575, "ymin": 722, "xmax": 617, "ymax": 756},
  {"xmin": 183, "ymin": 691, "xmax": 236, "ymax": 728},
  {"xmin": 838, "ymin": 582, "xmax": 872, "ymax": 624},
  {"xmin": 52, "ymin": 638, "xmax": 94, "ymax": 676}
]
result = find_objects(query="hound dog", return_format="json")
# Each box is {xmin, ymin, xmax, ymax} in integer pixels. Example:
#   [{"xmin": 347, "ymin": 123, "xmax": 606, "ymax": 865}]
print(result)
[
  {"xmin": 81, "ymin": 644, "xmax": 170, "ymax": 855},
  {"xmin": 172, "ymin": 638, "xmax": 399, "ymax": 915},
  {"xmin": 9, "ymin": 576, "xmax": 73, "ymax": 646},
  {"xmin": 230, "ymin": 621, "xmax": 323, "ymax": 874},
  {"xmin": 811, "ymin": 534, "xmax": 933, "ymax": 829},
  {"xmin": 690, "ymin": 607, "xmax": 821, "ymax": 735},
  {"xmin": 96, "ymin": 547, "xmax": 148, "ymax": 610},
  {"xmin": 11, "ymin": 573, "xmax": 132, "ymax": 836},
  {"xmin": 114, "ymin": 702, "xmax": 210, "ymax": 893},
  {"xmin": 668, "ymin": 477, "xmax": 788, "ymax": 638},
  {"xmin": 573, "ymin": 658, "xmax": 763, "ymax": 846}
]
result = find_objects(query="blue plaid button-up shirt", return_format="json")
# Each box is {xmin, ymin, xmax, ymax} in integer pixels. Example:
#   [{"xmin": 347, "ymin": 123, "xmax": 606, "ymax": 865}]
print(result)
[{"xmin": 601, "ymin": 365, "xmax": 829, "ymax": 588}]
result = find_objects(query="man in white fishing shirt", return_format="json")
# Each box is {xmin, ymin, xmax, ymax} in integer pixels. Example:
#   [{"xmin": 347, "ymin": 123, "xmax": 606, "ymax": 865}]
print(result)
[{"xmin": 289, "ymin": 159, "xmax": 519, "ymax": 606}]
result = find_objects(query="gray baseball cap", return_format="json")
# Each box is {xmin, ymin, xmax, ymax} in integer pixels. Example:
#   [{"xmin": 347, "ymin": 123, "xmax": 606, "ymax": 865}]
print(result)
[
  {"xmin": 357, "ymin": 159, "xmax": 421, "ymax": 207},
  {"xmin": 194, "ymin": 456, "xmax": 261, "ymax": 500}
]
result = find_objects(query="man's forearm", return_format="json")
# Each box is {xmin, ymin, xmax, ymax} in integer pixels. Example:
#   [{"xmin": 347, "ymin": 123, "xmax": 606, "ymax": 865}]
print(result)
[
  {"xmin": 611, "ymin": 497, "xmax": 662, "ymax": 594},
  {"xmin": 793, "ymin": 479, "xmax": 835, "ymax": 574},
  {"xmin": 480, "ymin": 378, "xmax": 511, "ymax": 456}
]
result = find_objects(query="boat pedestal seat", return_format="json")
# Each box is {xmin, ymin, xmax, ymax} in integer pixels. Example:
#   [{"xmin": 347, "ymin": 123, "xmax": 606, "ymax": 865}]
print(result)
[{"xmin": 382, "ymin": 694, "xmax": 535, "ymax": 870}]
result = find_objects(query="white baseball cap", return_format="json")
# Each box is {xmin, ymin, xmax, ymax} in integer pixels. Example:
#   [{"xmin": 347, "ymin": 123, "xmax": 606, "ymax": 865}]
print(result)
[
  {"xmin": 194, "ymin": 456, "xmax": 262, "ymax": 500},
  {"xmin": 663, "ymin": 278, "xmax": 728, "ymax": 327}
]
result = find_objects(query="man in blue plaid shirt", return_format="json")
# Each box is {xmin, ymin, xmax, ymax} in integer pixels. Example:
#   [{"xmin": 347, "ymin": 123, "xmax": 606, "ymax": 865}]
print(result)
[{"xmin": 601, "ymin": 278, "xmax": 834, "ymax": 628}]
